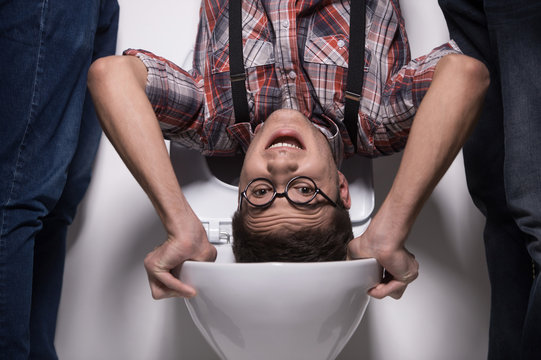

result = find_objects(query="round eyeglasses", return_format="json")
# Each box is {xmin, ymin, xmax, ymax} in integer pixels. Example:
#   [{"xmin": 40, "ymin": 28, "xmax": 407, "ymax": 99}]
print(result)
[{"xmin": 240, "ymin": 176, "xmax": 338, "ymax": 209}]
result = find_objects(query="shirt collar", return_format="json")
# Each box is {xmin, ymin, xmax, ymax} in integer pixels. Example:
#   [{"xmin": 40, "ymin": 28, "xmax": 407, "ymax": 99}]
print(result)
[{"xmin": 312, "ymin": 121, "xmax": 344, "ymax": 168}]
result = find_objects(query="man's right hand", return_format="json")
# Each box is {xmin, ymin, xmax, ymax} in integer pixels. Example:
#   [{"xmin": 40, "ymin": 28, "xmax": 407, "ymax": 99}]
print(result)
[
  {"xmin": 144, "ymin": 215, "xmax": 217, "ymax": 299},
  {"xmin": 347, "ymin": 199, "xmax": 419, "ymax": 300}
]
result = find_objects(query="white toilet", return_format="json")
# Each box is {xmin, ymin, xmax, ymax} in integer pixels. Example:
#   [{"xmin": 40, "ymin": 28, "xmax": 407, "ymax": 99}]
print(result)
[
  {"xmin": 170, "ymin": 142, "xmax": 380, "ymax": 360},
  {"xmin": 181, "ymin": 245, "xmax": 380, "ymax": 360}
]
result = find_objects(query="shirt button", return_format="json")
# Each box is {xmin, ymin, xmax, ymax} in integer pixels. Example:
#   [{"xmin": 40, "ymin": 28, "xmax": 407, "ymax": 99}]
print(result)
[
  {"xmin": 337, "ymin": 39, "xmax": 345, "ymax": 48},
  {"xmin": 282, "ymin": 20, "xmax": 289, "ymax": 28},
  {"xmin": 288, "ymin": 71, "xmax": 297, "ymax": 80}
]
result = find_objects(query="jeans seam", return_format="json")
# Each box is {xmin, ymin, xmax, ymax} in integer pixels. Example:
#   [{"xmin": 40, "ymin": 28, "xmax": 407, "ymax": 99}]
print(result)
[
  {"xmin": 0, "ymin": 1, "xmax": 48, "ymax": 340},
  {"xmin": 0, "ymin": 0, "xmax": 49, "ymax": 244}
]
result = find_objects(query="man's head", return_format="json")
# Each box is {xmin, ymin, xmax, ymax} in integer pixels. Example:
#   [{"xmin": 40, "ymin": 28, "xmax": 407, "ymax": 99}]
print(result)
[{"xmin": 232, "ymin": 109, "xmax": 353, "ymax": 262}]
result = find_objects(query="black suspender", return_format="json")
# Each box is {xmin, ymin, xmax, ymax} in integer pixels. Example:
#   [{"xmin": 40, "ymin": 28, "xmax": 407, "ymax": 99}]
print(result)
[
  {"xmin": 228, "ymin": 0, "xmax": 366, "ymax": 152},
  {"xmin": 229, "ymin": 0, "xmax": 250, "ymax": 123},
  {"xmin": 344, "ymin": 0, "xmax": 366, "ymax": 153}
]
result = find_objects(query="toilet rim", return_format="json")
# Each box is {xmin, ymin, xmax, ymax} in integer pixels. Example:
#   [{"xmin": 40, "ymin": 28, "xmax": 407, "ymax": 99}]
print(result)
[{"xmin": 182, "ymin": 257, "xmax": 378, "ymax": 268}]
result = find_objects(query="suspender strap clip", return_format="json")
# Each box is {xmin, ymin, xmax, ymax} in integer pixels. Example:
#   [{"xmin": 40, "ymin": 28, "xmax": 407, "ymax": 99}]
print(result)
[
  {"xmin": 345, "ymin": 91, "xmax": 362, "ymax": 102},
  {"xmin": 230, "ymin": 72, "xmax": 246, "ymax": 83}
]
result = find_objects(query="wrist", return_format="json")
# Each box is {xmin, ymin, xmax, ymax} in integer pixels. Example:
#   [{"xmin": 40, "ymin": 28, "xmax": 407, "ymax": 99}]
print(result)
[
  {"xmin": 368, "ymin": 195, "xmax": 415, "ymax": 252},
  {"xmin": 159, "ymin": 194, "xmax": 200, "ymax": 238}
]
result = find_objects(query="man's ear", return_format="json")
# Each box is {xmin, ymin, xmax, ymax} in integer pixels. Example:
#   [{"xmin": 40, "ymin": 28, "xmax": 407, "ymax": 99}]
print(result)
[{"xmin": 337, "ymin": 171, "xmax": 351, "ymax": 209}]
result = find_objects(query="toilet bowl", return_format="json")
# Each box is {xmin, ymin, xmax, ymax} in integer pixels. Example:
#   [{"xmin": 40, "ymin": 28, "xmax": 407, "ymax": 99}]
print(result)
[{"xmin": 180, "ymin": 244, "xmax": 381, "ymax": 360}]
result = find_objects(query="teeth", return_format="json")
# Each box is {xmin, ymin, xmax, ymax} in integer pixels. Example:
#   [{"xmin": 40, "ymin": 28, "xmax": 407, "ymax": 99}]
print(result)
[{"xmin": 269, "ymin": 142, "xmax": 302, "ymax": 150}]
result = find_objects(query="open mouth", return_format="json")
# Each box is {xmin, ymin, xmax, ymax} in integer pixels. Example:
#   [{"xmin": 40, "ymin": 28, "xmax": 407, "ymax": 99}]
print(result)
[
  {"xmin": 266, "ymin": 130, "xmax": 305, "ymax": 150},
  {"xmin": 268, "ymin": 137, "xmax": 303, "ymax": 150}
]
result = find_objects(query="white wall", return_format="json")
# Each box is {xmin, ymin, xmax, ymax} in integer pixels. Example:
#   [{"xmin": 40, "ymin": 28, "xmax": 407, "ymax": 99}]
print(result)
[{"xmin": 55, "ymin": 1, "xmax": 490, "ymax": 359}]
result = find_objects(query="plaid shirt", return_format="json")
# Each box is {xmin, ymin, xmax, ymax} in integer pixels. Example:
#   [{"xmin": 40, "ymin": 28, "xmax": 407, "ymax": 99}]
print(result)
[{"xmin": 125, "ymin": 0, "xmax": 460, "ymax": 159}]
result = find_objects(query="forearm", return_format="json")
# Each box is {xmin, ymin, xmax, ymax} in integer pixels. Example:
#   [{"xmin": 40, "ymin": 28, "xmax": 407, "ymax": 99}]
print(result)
[
  {"xmin": 88, "ymin": 55, "xmax": 216, "ymax": 299},
  {"xmin": 377, "ymin": 54, "xmax": 489, "ymax": 248},
  {"xmin": 87, "ymin": 55, "xmax": 191, "ymax": 236},
  {"xmin": 348, "ymin": 54, "xmax": 489, "ymax": 299}
]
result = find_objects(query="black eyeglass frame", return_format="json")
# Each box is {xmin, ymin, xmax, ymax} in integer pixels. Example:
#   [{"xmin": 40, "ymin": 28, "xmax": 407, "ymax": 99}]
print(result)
[{"xmin": 240, "ymin": 175, "xmax": 338, "ymax": 209}]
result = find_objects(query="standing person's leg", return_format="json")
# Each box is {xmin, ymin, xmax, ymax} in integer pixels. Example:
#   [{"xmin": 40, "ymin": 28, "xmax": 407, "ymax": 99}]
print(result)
[
  {"xmin": 486, "ymin": 1, "xmax": 541, "ymax": 358},
  {"xmin": 0, "ymin": 0, "xmax": 102, "ymax": 358},
  {"xmin": 29, "ymin": 1, "xmax": 119, "ymax": 358},
  {"xmin": 465, "ymin": 69, "xmax": 532, "ymax": 360},
  {"xmin": 438, "ymin": 0, "xmax": 534, "ymax": 358}
]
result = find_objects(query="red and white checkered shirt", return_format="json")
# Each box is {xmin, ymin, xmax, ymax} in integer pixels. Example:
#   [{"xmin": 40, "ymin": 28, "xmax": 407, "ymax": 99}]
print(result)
[{"xmin": 125, "ymin": 0, "xmax": 460, "ymax": 159}]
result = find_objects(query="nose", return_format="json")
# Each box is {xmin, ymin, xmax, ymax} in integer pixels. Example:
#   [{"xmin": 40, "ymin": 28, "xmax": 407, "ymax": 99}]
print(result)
[{"xmin": 266, "ymin": 155, "xmax": 298, "ymax": 176}]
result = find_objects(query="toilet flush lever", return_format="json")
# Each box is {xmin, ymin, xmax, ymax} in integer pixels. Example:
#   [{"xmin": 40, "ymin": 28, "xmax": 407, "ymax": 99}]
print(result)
[{"xmin": 201, "ymin": 219, "xmax": 233, "ymax": 244}]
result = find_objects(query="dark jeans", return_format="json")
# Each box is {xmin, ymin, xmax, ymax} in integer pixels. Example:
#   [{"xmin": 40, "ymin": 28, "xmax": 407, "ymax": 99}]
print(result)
[
  {"xmin": 438, "ymin": 0, "xmax": 541, "ymax": 359},
  {"xmin": 0, "ymin": 0, "xmax": 119, "ymax": 358}
]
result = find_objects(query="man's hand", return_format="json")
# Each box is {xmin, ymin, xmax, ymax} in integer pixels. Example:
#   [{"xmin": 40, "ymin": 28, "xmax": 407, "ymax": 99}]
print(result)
[
  {"xmin": 144, "ymin": 215, "xmax": 217, "ymax": 299},
  {"xmin": 88, "ymin": 56, "xmax": 217, "ymax": 299},
  {"xmin": 347, "ymin": 208, "xmax": 419, "ymax": 300},
  {"xmin": 347, "ymin": 55, "xmax": 488, "ymax": 300}
]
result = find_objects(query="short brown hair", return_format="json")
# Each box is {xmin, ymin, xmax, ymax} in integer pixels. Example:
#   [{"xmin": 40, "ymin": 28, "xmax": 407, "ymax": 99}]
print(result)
[{"xmin": 231, "ymin": 200, "xmax": 353, "ymax": 262}]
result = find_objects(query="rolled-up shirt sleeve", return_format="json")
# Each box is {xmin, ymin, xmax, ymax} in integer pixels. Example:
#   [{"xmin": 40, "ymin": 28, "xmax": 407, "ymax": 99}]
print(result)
[
  {"xmin": 123, "ymin": 49, "xmax": 205, "ymax": 141},
  {"xmin": 372, "ymin": 40, "xmax": 462, "ymax": 156}
]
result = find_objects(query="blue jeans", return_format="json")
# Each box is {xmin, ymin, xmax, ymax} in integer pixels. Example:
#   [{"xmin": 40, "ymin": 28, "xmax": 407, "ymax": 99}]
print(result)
[
  {"xmin": 438, "ymin": 0, "xmax": 541, "ymax": 358},
  {"xmin": 0, "ymin": 0, "xmax": 118, "ymax": 358}
]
